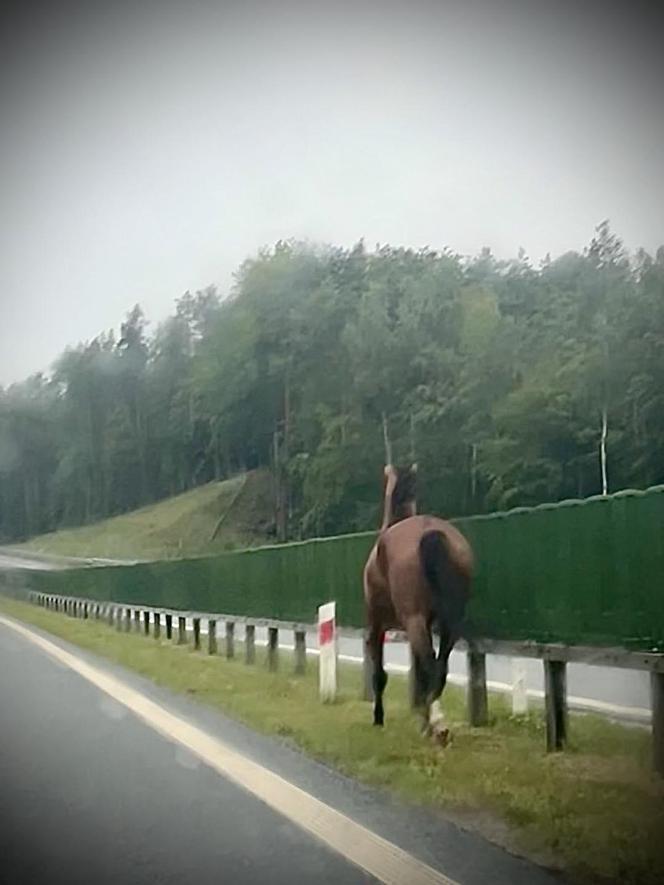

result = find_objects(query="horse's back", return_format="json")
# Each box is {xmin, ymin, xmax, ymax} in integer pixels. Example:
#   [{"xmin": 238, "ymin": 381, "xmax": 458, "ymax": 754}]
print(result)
[{"xmin": 383, "ymin": 515, "xmax": 473, "ymax": 577}]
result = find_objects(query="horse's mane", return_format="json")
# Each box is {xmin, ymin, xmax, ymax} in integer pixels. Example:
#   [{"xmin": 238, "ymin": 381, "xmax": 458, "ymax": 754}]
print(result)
[{"xmin": 384, "ymin": 465, "xmax": 417, "ymax": 526}]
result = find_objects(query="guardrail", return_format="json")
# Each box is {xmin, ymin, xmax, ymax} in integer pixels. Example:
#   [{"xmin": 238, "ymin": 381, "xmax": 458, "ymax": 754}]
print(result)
[{"xmin": 22, "ymin": 588, "xmax": 664, "ymax": 775}]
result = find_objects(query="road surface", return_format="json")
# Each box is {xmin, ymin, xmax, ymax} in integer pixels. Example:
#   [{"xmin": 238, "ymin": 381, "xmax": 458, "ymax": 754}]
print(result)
[
  {"xmin": 0, "ymin": 549, "xmax": 651, "ymax": 723},
  {"xmin": 0, "ymin": 615, "xmax": 563, "ymax": 885}
]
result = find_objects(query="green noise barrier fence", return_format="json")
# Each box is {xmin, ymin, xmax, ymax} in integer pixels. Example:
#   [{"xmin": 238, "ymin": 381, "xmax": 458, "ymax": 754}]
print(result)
[{"xmin": 15, "ymin": 484, "xmax": 664, "ymax": 653}]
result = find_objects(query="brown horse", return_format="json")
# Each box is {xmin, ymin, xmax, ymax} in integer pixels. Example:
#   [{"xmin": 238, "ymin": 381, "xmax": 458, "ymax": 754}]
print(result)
[{"xmin": 363, "ymin": 463, "xmax": 473, "ymax": 743}]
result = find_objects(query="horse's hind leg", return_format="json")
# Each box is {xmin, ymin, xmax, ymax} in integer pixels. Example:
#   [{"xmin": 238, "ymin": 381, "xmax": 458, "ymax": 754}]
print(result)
[
  {"xmin": 405, "ymin": 616, "xmax": 436, "ymax": 736},
  {"xmin": 427, "ymin": 631, "xmax": 457, "ymax": 746},
  {"xmin": 366, "ymin": 626, "xmax": 388, "ymax": 726}
]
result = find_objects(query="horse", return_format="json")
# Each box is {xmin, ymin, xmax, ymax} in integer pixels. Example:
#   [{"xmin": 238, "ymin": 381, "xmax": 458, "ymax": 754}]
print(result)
[{"xmin": 363, "ymin": 462, "xmax": 474, "ymax": 744}]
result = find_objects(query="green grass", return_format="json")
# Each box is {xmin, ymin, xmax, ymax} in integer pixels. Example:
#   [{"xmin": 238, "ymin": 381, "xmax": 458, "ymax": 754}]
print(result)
[
  {"xmin": 1, "ymin": 594, "xmax": 662, "ymax": 885},
  {"xmin": 13, "ymin": 470, "xmax": 273, "ymax": 560}
]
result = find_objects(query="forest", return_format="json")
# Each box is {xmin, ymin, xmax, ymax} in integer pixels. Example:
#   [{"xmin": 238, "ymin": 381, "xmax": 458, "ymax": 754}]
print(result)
[{"xmin": 1, "ymin": 221, "xmax": 663, "ymax": 545}]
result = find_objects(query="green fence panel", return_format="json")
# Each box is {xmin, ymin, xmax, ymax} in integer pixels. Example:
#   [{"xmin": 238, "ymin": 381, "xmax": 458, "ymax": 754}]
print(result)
[{"xmin": 15, "ymin": 485, "xmax": 664, "ymax": 652}]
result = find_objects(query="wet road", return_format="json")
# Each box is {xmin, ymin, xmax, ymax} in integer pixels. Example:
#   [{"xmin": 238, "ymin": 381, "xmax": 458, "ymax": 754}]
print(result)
[{"xmin": 0, "ymin": 616, "xmax": 563, "ymax": 885}]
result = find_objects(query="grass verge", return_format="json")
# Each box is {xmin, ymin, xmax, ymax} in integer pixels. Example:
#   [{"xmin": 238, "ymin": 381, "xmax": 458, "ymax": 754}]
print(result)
[{"xmin": 1, "ymin": 594, "xmax": 662, "ymax": 885}]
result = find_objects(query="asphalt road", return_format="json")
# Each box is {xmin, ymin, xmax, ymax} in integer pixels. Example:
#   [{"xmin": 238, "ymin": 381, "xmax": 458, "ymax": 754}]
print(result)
[{"xmin": 0, "ymin": 616, "xmax": 564, "ymax": 885}]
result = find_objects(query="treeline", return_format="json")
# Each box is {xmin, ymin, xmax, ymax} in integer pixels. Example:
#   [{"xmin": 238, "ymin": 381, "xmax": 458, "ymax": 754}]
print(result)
[{"xmin": 1, "ymin": 222, "xmax": 663, "ymax": 544}]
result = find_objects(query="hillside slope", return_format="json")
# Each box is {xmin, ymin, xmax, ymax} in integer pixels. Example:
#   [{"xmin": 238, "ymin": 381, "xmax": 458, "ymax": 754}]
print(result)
[{"xmin": 16, "ymin": 470, "xmax": 274, "ymax": 561}]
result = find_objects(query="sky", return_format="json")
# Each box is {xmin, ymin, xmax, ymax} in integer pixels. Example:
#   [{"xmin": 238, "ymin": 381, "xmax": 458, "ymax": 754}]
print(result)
[{"xmin": 1, "ymin": 0, "xmax": 663, "ymax": 385}]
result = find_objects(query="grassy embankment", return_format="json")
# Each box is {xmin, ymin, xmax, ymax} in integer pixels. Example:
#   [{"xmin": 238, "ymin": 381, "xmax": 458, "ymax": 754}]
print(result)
[
  {"xmin": 0, "ymin": 595, "xmax": 662, "ymax": 885},
  {"xmin": 12, "ymin": 470, "xmax": 274, "ymax": 561}
]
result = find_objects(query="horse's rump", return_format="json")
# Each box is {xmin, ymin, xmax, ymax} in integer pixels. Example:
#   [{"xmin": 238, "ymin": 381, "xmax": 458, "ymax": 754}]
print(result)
[{"xmin": 419, "ymin": 529, "xmax": 470, "ymax": 639}]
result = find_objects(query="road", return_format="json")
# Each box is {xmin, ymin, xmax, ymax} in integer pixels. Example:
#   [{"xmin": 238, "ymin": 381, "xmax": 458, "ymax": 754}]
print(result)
[
  {"xmin": 0, "ymin": 549, "xmax": 651, "ymax": 723},
  {"xmin": 0, "ymin": 616, "xmax": 563, "ymax": 885}
]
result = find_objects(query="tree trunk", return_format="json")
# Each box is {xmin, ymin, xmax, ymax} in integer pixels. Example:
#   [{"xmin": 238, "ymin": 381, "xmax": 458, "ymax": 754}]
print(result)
[{"xmin": 600, "ymin": 406, "xmax": 609, "ymax": 496}]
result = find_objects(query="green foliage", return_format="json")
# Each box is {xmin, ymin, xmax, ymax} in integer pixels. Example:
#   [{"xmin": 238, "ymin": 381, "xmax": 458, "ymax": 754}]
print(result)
[{"xmin": 1, "ymin": 223, "xmax": 663, "ymax": 545}]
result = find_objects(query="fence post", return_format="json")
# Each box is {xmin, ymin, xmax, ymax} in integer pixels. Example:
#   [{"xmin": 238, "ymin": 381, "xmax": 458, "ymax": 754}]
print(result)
[
  {"xmin": 125, "ymin": 608, "xmax": 131, "ymax": 632},
  {"xmin": 83, "ymin": 603, "xmax": 89, "ymax": 620},
  {"xmin": 267, "ymin": 626, "xmax": 279, "ymax": 672},
  {"xmin": 467, "ymin": 648, "xmax": 489, "ymax": 727},
  {"xmin": 193, "ymin": 617, "xmax": 201, "ymax": 650},
  {"xmin": 294, "ymin": 629, "xmax": 306, "ymax": 675},
  {"xmin": 154, "ymin": 612, "xmax": 161, "ymax": 640},
  {"xmin": 208, "ymin": 619, "xmax": 217, "ymax": 655},
  {"xmin": 544, "ymin": 659, "xmax": 567, "ymax": 751},
  {"xmin": 362, "ymin": 631, "xmax": 373, "ymax": 701},
  {"xmin": 225, "ymin": 621, "xmax": 235, "ymax": 659},
  {"xmin": 143, "ymin": 611, "xmax": 150, "ymax": 636},
  {"xmin": 177, "ymin": 616, "xmax": 187, "ymax": 645},
  {"xmin": 116, "ymin": 606, "xmax": 124, "ymax": 631},
  {"xmin": 133, "ymin": 609, "xmax": 141, "ymax": 632},
  {"xmin": 165, "ymin": 614, "xmax": 173, "ymax": 640},
  {"xmin": 107, "ymin": 605, "xmax": 115, "ymax": 628},
  {"xmin": 651, "ymin": 672, "xmax": 664, "ymax": 776},
  {"xmin": 245, "ymin": 624, "xmax": 256, "ymax": 664}
]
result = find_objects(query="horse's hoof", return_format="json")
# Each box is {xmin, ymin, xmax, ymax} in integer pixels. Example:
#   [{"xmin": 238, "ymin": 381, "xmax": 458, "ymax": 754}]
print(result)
[{"xmin": 432, "ymin": 725, "xmax": 451, "ymax": 748}]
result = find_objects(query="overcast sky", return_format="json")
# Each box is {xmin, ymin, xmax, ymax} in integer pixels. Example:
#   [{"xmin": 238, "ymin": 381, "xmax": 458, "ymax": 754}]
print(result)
[{"xmin": 1, "ymin": 0, "xmax": 662, "ymax": 385}]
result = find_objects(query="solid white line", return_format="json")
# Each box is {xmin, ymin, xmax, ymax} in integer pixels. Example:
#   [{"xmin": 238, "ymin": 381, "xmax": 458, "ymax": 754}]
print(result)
[{"xmin": 0, "ymin": 615, "xmax": 459, "ymax": 885}]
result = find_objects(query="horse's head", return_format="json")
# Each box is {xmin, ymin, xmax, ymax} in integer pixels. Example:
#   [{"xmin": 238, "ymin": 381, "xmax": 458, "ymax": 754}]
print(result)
[{"xmin": 383, "ymin": 463, "xmax": 417, "ymax": 527}]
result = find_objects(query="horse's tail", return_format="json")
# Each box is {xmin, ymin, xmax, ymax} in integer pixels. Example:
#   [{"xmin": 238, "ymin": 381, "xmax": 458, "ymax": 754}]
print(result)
[{"xmin": 419, "ymin": 530, "xmax": 469, "ymax": 641}]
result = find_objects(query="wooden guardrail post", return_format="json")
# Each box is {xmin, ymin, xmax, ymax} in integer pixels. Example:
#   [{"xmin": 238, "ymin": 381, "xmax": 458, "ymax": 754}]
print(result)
[
  {"xmin": 193, "ymin": 617, "xmax": 201, "ymax": 650},
  {"xmin": 133, "ymin": 609, "xmax": 140, "ymax": 632},
  {"xmin": 245, "ymin": 624, "xmax": 256, "ymax": 664},
  {"xmin": 165, "ymin": 613, "xmax": 173, "ymax": 640},
  {"xmin": 124, "ymin": 607, "xmax": 131, "ymax": 632},
  {"xmin": 107, "ymin": 605, "xmax": 115, "ymax": 627},
  {"xmin": 143, "ymin": 611, "xmax": 150, "ymax": 636},
  {"xmin": 544, "ymin": 659, "xmax": 568, "ymax": 751},
  {"xmin": 467, "ymin": 648, "xmax": 489, "ymax": 726},
  {"xmin": 154, "ymin": 612, "xmax": 161, "ymax": 639},
  {"xmin": 116, "ymin": 605, "xmax": 124, "ymax": 631},
  {"xmin": 651, "ymin": 672, "xmax": 664, "ymax": 776},
  {"xmin": 224, "ymin": 621, "xmax": 234, "ymax": 659},
  {"xmin": 267, "ymin": 626, "xmax": 278, "ymax": 671},
  {"xmin": 294, "ymin": 629, "xmax": 306, "ymax": 674},
  {"xmin": 177, "ymin": 616, "xmax": 187, "ymax": 644},
  {"xmin": 208, "ymin": 619, "xmax": 217, "ymax": 655}
]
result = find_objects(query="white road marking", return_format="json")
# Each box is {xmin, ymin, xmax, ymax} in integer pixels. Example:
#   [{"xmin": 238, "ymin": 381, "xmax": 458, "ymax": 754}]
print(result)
[{"xmin": 0, "ymin": 615, "xmax": 459, "ymax": 885}]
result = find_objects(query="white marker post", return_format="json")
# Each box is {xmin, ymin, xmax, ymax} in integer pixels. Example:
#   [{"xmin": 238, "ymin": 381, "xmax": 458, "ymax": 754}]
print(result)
[
  {"xmin": 511, "ymin": 658, "xmax": 529, "ymax": 714},
  {"xmin": 318, "ymin": 601, "xmax": 337, "ymax": 703}
]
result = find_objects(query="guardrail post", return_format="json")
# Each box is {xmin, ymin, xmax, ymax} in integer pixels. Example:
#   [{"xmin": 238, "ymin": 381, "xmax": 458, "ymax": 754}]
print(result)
[
  {"xmin": 225, "ymin": 621, "xmax": 235, "ymax": 659},
  {"xmin": 154, "ymin": 612, "xmax": 161, "ymax": 640},
  {"xmin": 267, "ymin": 626, "xmax": 278, "ymax": 671},
  {"xmin": 83, "ymin": 602, "xmax": 89, "ymax": 620},
  {"xmin": 544, "ymin": 659, "xmax": 567, "ymax": 751},
  {"xmin": 467, "ymin": 649, "xmax": 489, "ymax": 727},
  {"xmin": 165, "ymin": 614, "xmax": 173, "ymax": 640},
  {"xmin": 208, "ymin": 619, "xmax": 217, "ymax": 655},
  {"xmin": 133, "ymin": 609, "xmax": 141, "ymax": 632},
  {"xmin": 294, "ymin": 629, "xmax": 306, "ymax": 675},
  {"xmin": 143, "ymin": 611, "xmax": 150, "ymax": 636},
  {"xmin": 245, "ymin": 624, "xmax": 256, "ymax": 664},
  {"xmin": 193, "ymin": 617, "xmax": 201, "ymax": 650},
  {"xmin": 116, "ymin": 606, "xmax": 124, "ymax": 631},
  {"xmin": 124, "ymin": 607, "xmax": 131, "ymax": 632},
  {"xmin": 107, "ymin": 605, "xmax": 115, "ymax": 628},
  {"xmin": 177, "ymin": 616, "xmax": 187, "ymax": 644},
  {"xmin": 651, "ymin": 672, "xmax": 664, "ymax": 776}
]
